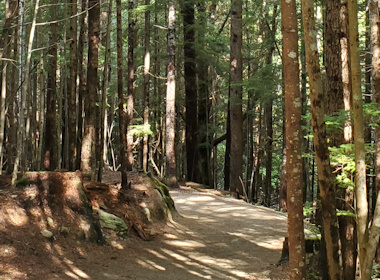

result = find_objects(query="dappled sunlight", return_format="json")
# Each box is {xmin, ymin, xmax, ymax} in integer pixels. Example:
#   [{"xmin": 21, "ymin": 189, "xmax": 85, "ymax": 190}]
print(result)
[
  {"xmin": 2, "ymin": 204, "xmax": 29, "ymax": 226},
  {"xmin": 63, "ymin": 258, "xmax": 91, "ymax": 279},
  {"xmin": 136, "ymin": 258, "xmax": 166, "ymax": 271},
  {"xmin": 0, "ymin": 245, "xmax": 16, "ymax": 258}
]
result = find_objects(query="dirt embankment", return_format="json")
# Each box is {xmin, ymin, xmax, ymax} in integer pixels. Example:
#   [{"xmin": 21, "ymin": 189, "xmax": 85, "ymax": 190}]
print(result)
[{"xmin": 0, "ymin": 172, "xmax": 288, "ymax": 280}]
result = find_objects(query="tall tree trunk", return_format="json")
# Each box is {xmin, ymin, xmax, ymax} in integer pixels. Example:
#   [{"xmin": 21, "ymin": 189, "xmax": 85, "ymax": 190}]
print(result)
[
  {"xmin": 0, "ymin": 0, "xmax": 15, "ymax": 174},
  {"xmin": 126, "ymin": 0, "xmax": 136, "ymax": 170},
  {"xmin": 116, "ymin": 0, "xmax": 128, "ymax": 187},
  {"xmin": 229, "ymin": 0, "xmax": 243, "ymax": 196},
  {"xmin": 81, "ymin": 0, "xmax": 100, "ymax": 181},
  {"xmin": 281, "ymin": 0, "xmax": 306, "ymax": 278},
  {"xmin": 183, "ymin": 0, "xmax": 198, "ymax": 182},
  {"xmin": 44, "ymin": 0, "xmax": 59, "ymax": 171},
  {"xmin": 340, "ymin": 7, "xmax": 357, "ymax": 276},
  {"xmin": 166, "ymin": 0, "xmax": 178, "ymax": 187},
  {"xmin": 68, "ymin": 0, "xmax": 78, "ymax": 171},
  {"xmin": 197, "ymin": 0, "xmax": 211, "ymax": 186},
  {"xmin": 325, "ymin": 0, "xmax": 357, "ymax": 278},
  {"xmin": 6, "ymin": 0, "xmax": 18, "ymax": 174},
  {"xmin": 98, "ymin": 0, "xmax": 112, "ymax": 181},
  {"xmin": 142, "ymin": 0, "xmax": 151, "ymax": 173},
  {"xmin": 363, "ymin": 0, "xmax": 380, "ymax": 276},
  {"xmin": 347, "ymin": 0, "xmax": 370, "ymax": 278},
  {"xmin": 76, "ymin": 0, "xmax": 87, "ymax": 170},
  {"xmin": 302, "ymin": 0, "xmax": 342, "ymax": 279},
  {"xmin": 263, "ymin": 5, "xmax": 277, "ymax": 207}
]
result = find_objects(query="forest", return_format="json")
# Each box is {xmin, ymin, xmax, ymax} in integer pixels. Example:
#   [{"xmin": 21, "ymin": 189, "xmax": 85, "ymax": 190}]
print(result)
[{"xmin": 1, "ymin": 0, "xmax": 380, "ymax": 279}]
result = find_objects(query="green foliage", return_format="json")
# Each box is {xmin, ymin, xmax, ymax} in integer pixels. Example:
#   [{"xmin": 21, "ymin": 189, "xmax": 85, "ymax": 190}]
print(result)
[
  {"xmin": 303, "ymin": 201, "xmax": 315, "ymax": 218},
  {"xmin": 364, "ymin": 102, "xmax": 380, "ymax": 128},
  {"xmin": 336, "ymin": 209, "xmax": 356, "ymax": 218},
  {"xmin": 245, "ymin": 64, "xmax": 279, "ymax": 102},
  {"xmin": 325, "ymin": 110, "xmax": 349, "ymax": 134},
  {"xmin": 329, "ymin": 144, "xmax": 355, "ymax": 189},
  {"xmin": 129, "ymin": 124, "xmax": 153, "ymax": 137}
]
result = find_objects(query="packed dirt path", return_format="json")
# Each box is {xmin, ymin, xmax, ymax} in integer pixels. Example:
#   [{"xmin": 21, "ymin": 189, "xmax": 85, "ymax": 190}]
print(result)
[
  {"xmin": 1, "ymin": 185, "xmax": 289, "ymax": 280},
  {"xmin": 81, "ymin": 187, "xmax": 289, "ymax": 280}
]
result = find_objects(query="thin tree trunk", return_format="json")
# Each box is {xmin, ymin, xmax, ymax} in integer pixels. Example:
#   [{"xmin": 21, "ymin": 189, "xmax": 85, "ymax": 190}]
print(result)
[
  {"xmin": 166, "ymin": 0, "xmax": 178, "ymax": 187},
  {"xmin": 68, "ymin": 0, "xmax": 78, "ymax": 171},
  {"xmin": 142, "ymin": 0, "xmax": 150, "ymax": 173},
  {"xmin": 0, "ymin": 0, "xmax": 16, "ymax": 173},
  {"xmin": 6, "ymin": 1, "xmax": 18, "ymax": 174},
  {"xmin": 126, "ymin": 0, "xmax": 136, "ymax": 171},
  {"xmin": 281, "ymin": 0, "xmax": 306, "ymax": 277},
  {"xmin": 116, "ymin": 0, "xmax": 128, "ymax": 188},
  {"xmin": 76, "ymin": 0, "xmax": 87, "ymax": 170}
]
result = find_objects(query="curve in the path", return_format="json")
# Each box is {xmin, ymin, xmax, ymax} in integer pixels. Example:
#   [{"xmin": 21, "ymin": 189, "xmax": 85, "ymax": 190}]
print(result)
[{"xmin": 80, "ymin": 187, "xmax": 288, "ymax": 280}]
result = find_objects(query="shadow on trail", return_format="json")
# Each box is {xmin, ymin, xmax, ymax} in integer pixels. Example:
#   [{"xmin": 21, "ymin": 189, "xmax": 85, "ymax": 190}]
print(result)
[{"xmin": 90, "ymin": 188, "xmax": 288, "ymax": 280}]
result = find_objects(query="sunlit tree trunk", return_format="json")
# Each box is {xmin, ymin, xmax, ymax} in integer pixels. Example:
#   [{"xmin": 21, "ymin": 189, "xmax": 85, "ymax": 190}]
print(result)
[
  {"xmin": 81, "ymin": 0, "xmax": 100, "ymax": 180},
  {"xmin": 281, "ymin": 0, "xmax": 306, "ymax": 278},
  {"xmin": 98, "ymin": 0, "xmax": 112, "ymax": 181},
  {"xmin": 142, "ymin": 0, "xmax": 151, "ymax": 173},
  {"xmin": 347, "ymin": 0, "xmax": 369, "ymax": 278},
  {"xmin": 166, "ymin": 0, "xmax": 178, "ymax": 187}
]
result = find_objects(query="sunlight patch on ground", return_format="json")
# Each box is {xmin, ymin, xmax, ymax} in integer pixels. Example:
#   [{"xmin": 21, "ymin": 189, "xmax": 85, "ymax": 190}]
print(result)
[
  {"xmin": 227, "ymin": 231, "xmax": 283, "ymax": 250},
  {"xmin": 110, "ymin": 240, "xmax": 124, "ymax": 250},
  {"xmin": 4, "ymin": 205, "xmax": 29, "ymax": 226},
  {"xmin": 163, "ymin": 239, "xmax": 206, "ymax": 248},
  {"xmin": 146, "ymin": 249, "xmax": 169, "ymax": 260},
  {"xmin": 136, "ymin": 258, "xmax": 166, "ymax": 271},
  {"xmin": 63, "ymin": 258, "xmax": 90, "ymax": 279}
]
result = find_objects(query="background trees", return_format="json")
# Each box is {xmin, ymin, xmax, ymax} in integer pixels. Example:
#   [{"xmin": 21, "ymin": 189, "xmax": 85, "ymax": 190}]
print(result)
[{"xmin": 1, "ymin": 0, "xmax": 380, "ymax": 277}]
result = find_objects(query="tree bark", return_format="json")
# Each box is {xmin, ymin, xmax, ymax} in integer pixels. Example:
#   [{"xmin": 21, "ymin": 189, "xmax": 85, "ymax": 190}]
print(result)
[
  {"xmin": 126, "ymin": 0, "xmax": 136, "ymax": 171},
  {"xmin": 81, "ymin": 0, "xmax": 100, "ymax": 181},
  {"xmin": 281, "ymin": 0, "xmax": 306, "ymax": 278},
  {"xmin": 183, "ymin": 0, "xmax": 198, "ymax": 182},
  {"xmin": 347, "ymin": 0, "xmax": 369, "ymax": 278},
  {"xmin": 142, "ymin": 0, "xmax": 151, "ymax": 173},
  {"xmin": 197, "ymin": 0, "xmax": 211, "ymax": 186},
  {"xmin": 68, "ymin": 0, "xmax": 78, "ymax": 171},
  {"xmin": 44, "ymin": 0, "xmax": 59, "ymax": 171},
  {"xmin": 166, "ymin": 0, "xmax": 178, "ymax": 187},
  {"xmin": 302, "ymin": 0, "xmax": 342, "ymax": 279},
  {"xmin": 98, "ymin": 0, "xmax": 112, "ymax": 181},
  {"xmin": 229, "ymin": 0, "xmax": 243, "ymax": 195},
  {"xmin": 116, "ymin": 0, "xmax": 128, "ymax": 188}
]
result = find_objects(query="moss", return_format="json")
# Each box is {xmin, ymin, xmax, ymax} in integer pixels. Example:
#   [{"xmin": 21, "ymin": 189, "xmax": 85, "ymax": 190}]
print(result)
[
  {"xmin": 16, "ymin": 174, "xmax": 36, "ymax": 188},
  {"xmin": 148, "ymin": 175, "xmax": 176, "ymax": 212}
]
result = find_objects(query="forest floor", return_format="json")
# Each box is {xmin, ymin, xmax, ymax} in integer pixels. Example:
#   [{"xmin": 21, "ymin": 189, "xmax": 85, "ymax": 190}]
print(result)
[{"xmin": 0, "ymin": 172, "xmax": 289, "ymax": 280}]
